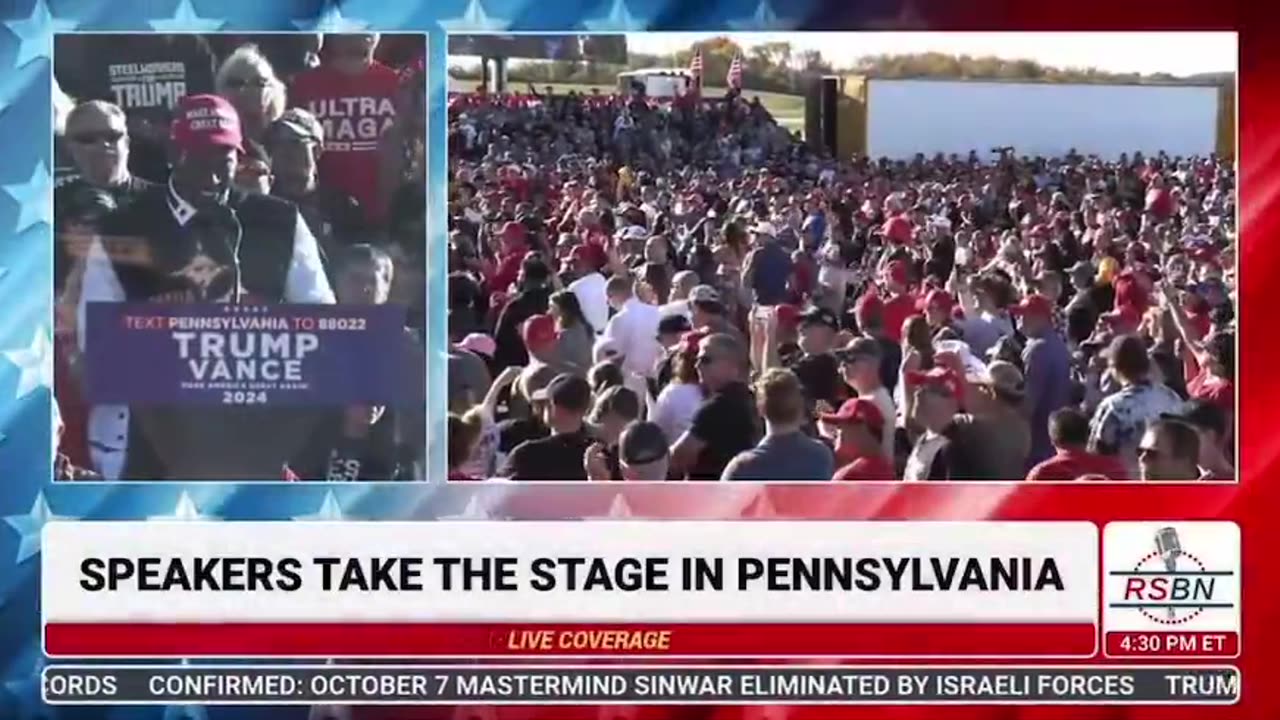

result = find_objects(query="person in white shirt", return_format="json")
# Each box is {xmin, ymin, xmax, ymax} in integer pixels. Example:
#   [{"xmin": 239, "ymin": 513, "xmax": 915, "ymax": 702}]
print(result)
[
  {"xmin": 650, "ymin": 333, "xmax": 711, "ymax": 443},
  {"xmin": 602, "ymin": 274, "xmax": 663, "ymax": 383},
  {"xmin": 566, "ymin": 243, "xmax": 609, "ymax": 335}
]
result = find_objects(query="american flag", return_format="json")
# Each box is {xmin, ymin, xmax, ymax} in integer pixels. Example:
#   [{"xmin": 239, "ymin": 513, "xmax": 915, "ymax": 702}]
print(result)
[
  {"xmin": 726, "ymin": 51, "xmax": 743, "ymax": 90},
  {"xmin": 688, "ymin": 48, "xmax": 703, "ymax": 91}
]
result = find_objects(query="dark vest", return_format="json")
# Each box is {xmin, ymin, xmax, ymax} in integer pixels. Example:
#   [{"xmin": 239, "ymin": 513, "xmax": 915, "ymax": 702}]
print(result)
[
  {"xmin": 99, "ymin": 187, "xmax": 330, "ymax": 480},
  {"xmin": 103, "ymin": 186, "xmax": 298, "ymax": 304}
]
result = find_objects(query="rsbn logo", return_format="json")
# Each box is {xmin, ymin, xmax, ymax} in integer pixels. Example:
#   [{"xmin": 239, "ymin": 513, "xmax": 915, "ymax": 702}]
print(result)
[{"xmin": 1108, "ymin": 526, "xmax": 1235, "ymax": 625}]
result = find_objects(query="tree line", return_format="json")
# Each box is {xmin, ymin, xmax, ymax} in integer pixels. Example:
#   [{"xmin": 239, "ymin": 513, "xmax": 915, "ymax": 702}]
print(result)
[{"xmin": 449, "ymin": 37, "xmax": 1234, "ymax": 95}]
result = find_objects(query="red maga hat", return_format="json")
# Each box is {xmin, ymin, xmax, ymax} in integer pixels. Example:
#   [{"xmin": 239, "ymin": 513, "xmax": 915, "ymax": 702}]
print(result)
[{"xmin": 171, "ymin": 94, "xmax": 243, "ymax": 153}]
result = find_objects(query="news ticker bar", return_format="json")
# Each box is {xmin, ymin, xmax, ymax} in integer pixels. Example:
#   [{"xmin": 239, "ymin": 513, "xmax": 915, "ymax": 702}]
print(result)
[{"xmin": 43, "ymin": 665, "xmax": 1240, "ymax": 705}]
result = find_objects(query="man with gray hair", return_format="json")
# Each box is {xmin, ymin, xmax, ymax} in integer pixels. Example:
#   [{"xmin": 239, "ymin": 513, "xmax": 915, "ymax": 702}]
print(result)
[
  {"xmin": 671, "ymin": 333, "xmax": 760, "ymax": 480},
  {"xmin": 660, "ymin": 270, "xmax": 699, "ymax": 320}
]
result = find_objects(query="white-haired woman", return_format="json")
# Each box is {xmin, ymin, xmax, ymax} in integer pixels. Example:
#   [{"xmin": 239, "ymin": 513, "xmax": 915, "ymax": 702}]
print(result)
[{"xmin": 215, "ymin": 44, "xmax": 287, "ymax": 144}]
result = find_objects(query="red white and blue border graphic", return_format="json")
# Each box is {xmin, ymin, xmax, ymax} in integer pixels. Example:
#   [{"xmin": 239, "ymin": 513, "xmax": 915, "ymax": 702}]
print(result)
[{"xmin": 0, "ymin": 1, "xmax": 1273, "ymax": 720}]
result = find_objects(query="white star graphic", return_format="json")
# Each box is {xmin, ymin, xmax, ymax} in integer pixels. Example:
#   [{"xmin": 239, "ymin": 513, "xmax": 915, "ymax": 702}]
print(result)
[
  {"xmin": 295, "ymin": 1, "xmax": 371, "ymax": 31},
  {"xmin": 583, "ymin": 0, "xmax": 649, "ymax": 31},
  {"xmin": 148, "ymin": 0, "xmax": 226, "ymax": 31},
  {"xmin": 727, "ymin": 0, "xmax": 792, "ymax": 30},
  {"xmin": 4, "ymin": 655, "xmax": 49, "ymax": 720},
  {"xmin": 438, "ymin": 0, "xmax": 510, "ymax": 32},
  {"xmin": 293, "ymin": 490, "xmax": 346, "ymax": 521},
  {"xmin": 149, "ymin": 491, "xmax": 212, "ymax": 521},
  {"xmin": 309, "ymin": 703, "xmax": 353, "ymax": 720},
  {"xmin": 309, "ymin": 658, "xmax": 353, "ymax": 720},
  {"xmin": 163, "ymin": 703, "xmax": 208, "ymax": 720},
  {"xmin": 452, "ymin": 706, "xmax": 498, "ymax": 720},
  {"xmin": 3, "ymin": 0, "xmax": 77, "ymax": 69},
  {"xmin": 3, "ymin": 327, "xmax": 52, "ymax": 401},
  {"xmin": 741, "ymin": 489, "xmax": 778, "ymax": 518},
  {"xmin": 2, "ymin": 160, "xmax": 52, "ymax": 233},
  {"xmin": 585, "ymin": 492, "xmax": 633, "ymax": 520},
  {"xmin": 865, "ymin": 0, "xmax": 927, "ymax": 29},
  {"xmin": 597, "ymin": 705, "xmax": 641, "ymax": 720},
  {"xmin": 3, "ymin": 492, "xmax": 69, "ymax": 564},
  {"xmin": 439, "ymin": 494, "xmax": 493, "ymax": 520}
]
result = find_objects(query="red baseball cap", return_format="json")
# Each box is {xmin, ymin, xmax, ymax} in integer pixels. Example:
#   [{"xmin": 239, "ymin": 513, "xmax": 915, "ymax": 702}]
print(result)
[
  {"xmin": 904, "ymin": 367, "xmax": 964, "ymax": 399},
  {"xmin": 883, "ymin": 215, "xmax": 913, "ymax": 244},
  {"xmin": 568, "ymin": 242, "xmax": 606, "ymax": 270},
  {"xmin": 922, "ymin": 289, "xmax": 954, "ymax": 312},
  {"xmin": 521, "ymin": 313, "xmax": 558, "ymax": 351},
  {"xmin": 819, "ymin": 398, "xmax": 885, "ymax": 432},
  {"xmin": 1009, "ymin": 294, "xmax": 1054, "ymax": 319},
  {"xmin": 774, "ymin": 304, "xmax": 802, "ymax": 330},
  {"xmin": 854, "ymin": 292, "xmax": 884, "ymax": 325},
  {"xmin": 171, "ymin": 94, "xmax": 243, "ymax": 153}
]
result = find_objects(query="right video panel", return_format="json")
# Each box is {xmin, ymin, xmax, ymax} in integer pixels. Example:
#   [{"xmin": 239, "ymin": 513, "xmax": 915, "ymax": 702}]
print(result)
[{"xmin": 443, "ymin": 31, "xmax": 1237, "ymax": 483}]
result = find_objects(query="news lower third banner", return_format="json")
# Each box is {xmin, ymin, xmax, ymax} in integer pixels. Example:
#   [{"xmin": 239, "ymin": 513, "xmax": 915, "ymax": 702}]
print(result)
[
  {"xmin": 83, "ymin": 303, "xmax": 410, "ymax": 406},
  {"xmin": 41, "ymin": 521, "xmax": 1240, "ymax": 658},
  {"xmin": 44, "ymin": 520, "xmax": 1101, "ymax": 657},
  {"xmin": 42, "ymin": 666, "xmax": 1240, "ymax": 705}
]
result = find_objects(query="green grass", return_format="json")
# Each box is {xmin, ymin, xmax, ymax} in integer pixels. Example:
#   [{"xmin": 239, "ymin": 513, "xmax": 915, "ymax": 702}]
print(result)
[{"xmin": 448, "ymin": 78, "xmax": 805, "ymax": 133}]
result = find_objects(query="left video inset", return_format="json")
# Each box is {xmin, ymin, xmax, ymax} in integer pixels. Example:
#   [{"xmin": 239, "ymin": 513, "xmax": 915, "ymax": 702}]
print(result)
[{"xmin": 52, "ymin": 32, "xmax": 428, "ymax": 481}]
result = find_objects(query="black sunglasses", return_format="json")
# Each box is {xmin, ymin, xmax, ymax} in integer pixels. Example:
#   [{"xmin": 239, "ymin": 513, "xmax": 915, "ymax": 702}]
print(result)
[
  {"xmin": 70, "ymin": 130, "xmax": 124, "ymax": 145},
  {"xmin": 223, "ymin": 77, "xmax": 269, "ymax": 91}
]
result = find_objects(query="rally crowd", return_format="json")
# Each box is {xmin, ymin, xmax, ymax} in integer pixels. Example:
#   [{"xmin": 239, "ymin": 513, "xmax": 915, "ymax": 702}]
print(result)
[
  {"xmin": 53, "ymin": 33, "xmax": 427, "ymax": 480},
  {"xmin": 446, "ymin": 84, "xmax": 1236, "ymax": 482}
]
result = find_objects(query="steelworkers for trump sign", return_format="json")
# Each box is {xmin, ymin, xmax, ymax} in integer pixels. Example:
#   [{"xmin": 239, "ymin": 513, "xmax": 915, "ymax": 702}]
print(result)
[{"xmin": 83, "ymin": 303, "xmax": 409, "ymax": 406}]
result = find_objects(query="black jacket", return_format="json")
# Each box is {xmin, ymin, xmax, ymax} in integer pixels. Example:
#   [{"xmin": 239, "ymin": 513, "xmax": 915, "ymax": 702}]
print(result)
[{"xmin": 99, "ymin": 186, "xmax": 332, "ymax": 480}]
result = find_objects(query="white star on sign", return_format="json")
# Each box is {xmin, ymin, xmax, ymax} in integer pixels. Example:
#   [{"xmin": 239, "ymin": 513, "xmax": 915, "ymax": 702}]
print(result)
[
  {"xmin": 3, "ymin": 0, "xmax": 77, "ymax": 69},
  {"xmin": 4, "ymin": 492, "xmax": 69, "ymax": 564},
  {"xmin": 149, "ymin": 492, "xmax": 211, "ymax": 521},
  {"xmin": 3, "ymin": 327, "xmax": 52, "ymax": 401},
  {"xmin": 293, "ymin": 490, "xmax": 346, "ymax": 521},
  {"xmin": 727, "ymin": 0, "xmax": 792, "ymax": 30},
  {"xmin": 148, "ymin": 0, "xmax": 226, "ymax": 31},
  {"xmin": 2, "ymin": 160, "xmax": 52, "ymax": 233},
  {"xmin": 439, "ymin": 0, "xmax": 510, "ymax": 32},
  {"xmin": 295, "ymin": 0, "xmax": 371, "ymax": 31},
  {"xmin": 583, "ymin": 0, "xmax": 649, "ymax": 31}
]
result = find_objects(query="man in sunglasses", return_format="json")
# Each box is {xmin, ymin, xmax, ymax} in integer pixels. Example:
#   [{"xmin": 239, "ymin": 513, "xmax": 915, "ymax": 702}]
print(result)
[
  {"xmin": 56, "ymin": 101, "xmax": 158, "ymax": 295},
  {"xmin": 77, "ymin": 94, "xmax": 335, "ymax": 480},
  {"xmin": 59, "ymin": 101, "xmax": 153, "ymax": 200},
  {"xmin": 670, "ymin": 333, "xmax": 760, "ymax": 480}
]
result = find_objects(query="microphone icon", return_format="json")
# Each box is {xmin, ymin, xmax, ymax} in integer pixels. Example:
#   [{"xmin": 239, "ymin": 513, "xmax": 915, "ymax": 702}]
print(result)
[{"xmin": 1154, "ymin": 527, "xmax": 1182, "ymax": 620}]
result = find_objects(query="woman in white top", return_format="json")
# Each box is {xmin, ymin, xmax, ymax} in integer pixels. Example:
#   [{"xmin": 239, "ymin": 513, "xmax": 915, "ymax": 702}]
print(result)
[{"xmin": 649, "ymin": 341, "xmax": 705, "ymax": 445}]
